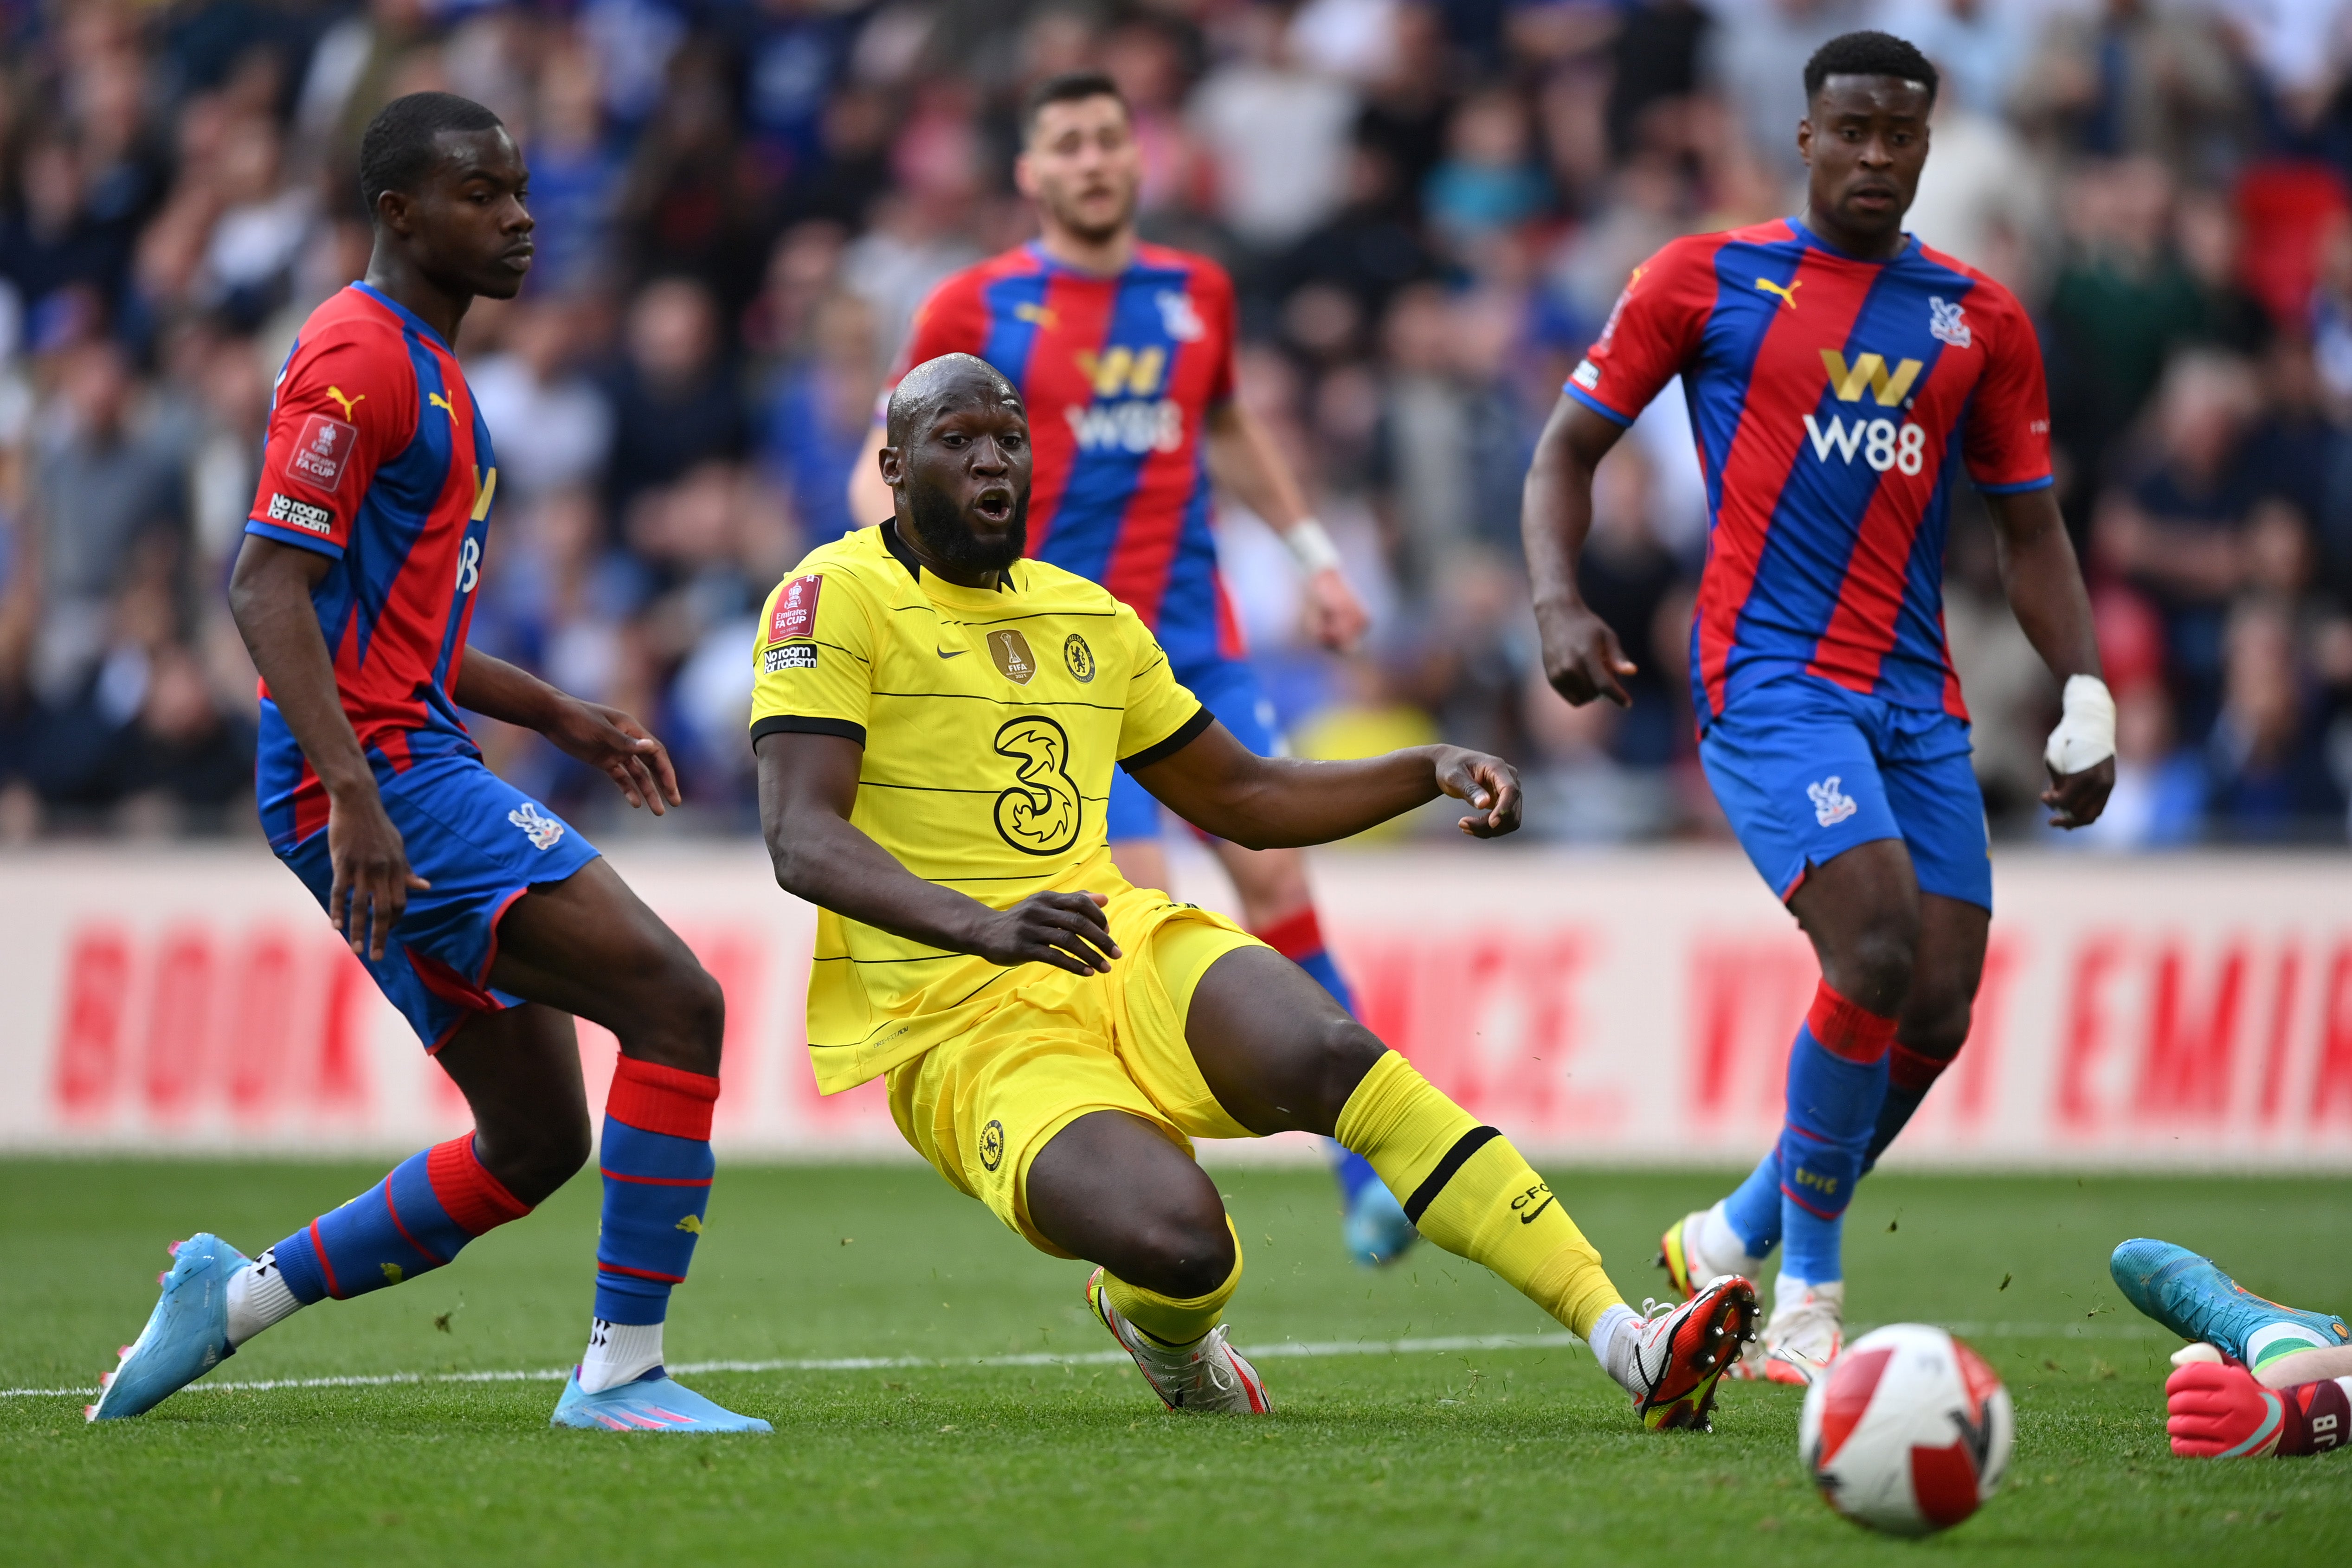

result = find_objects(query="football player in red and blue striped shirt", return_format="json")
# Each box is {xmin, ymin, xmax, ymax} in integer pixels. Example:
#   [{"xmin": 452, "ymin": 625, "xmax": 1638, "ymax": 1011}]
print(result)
[
  {"xmin": 851, "ymin": 72, "xmax": 1418, "ymax": 1267},
  {"xmin": 88, "ymin": 94, "xmax": 765, "ymax": 1433},
  {"xmin": 1522, "ymin": 32, "xmax": 2115, "ymax": 1380}
]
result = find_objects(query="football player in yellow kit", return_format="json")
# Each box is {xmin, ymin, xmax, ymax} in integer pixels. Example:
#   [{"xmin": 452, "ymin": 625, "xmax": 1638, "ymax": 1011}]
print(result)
[{"xmin": 750, "ymin": 353, "xmax": 1757, "ymax": 1421}]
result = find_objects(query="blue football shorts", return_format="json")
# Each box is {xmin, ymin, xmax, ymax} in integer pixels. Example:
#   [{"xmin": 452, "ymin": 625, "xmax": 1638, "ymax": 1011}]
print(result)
[
  {"xmin": 1699, "ymin": 673, "xmax": 1991, "ymax": 911},
  {"xmin": 1107, "ymin": 652, "xmax": 1283, "ymax": 844},
  {"xmin": 278, "ymin": 752, "xmax": 601, "ymax": 1050}
]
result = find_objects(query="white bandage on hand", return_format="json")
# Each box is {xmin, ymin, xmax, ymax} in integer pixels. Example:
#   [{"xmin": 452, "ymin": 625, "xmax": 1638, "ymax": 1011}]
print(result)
[
  {"xmin": 2043, "ymin": 674, "xmax": 2116, "ymax": 776},
  {"xmin": 1283, "ymin": 517, "xmax": 1345, "ymax": 577}
]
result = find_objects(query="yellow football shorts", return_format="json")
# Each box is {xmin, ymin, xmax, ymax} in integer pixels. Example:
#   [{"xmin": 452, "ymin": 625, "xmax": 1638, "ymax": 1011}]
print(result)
[{"xmin": 885, "ymin": 887, "xmax": 1262, "ymax": 1256}]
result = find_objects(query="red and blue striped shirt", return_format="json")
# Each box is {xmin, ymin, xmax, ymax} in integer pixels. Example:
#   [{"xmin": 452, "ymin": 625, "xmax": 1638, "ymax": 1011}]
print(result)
[
  {"xmin": 895, "ymin": 241, "xmax": 1244, "ymax": 667},
  {"xmin": 1566, "ymin": 218, "xmax": 2052, "ymax": 726},
  {"xmin": 243, "ymin": 283, "xmax": 500, "ymax": 849}
]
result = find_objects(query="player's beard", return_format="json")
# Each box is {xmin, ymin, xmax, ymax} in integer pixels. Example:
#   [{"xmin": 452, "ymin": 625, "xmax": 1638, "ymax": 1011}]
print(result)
[
  {"xmin": 906, "ymin": 482, "xmax": 1029, "ymax": 576},
  {"xmin": 1043, "ymin": 179, "xmax": 1136, "ymax": 248}
]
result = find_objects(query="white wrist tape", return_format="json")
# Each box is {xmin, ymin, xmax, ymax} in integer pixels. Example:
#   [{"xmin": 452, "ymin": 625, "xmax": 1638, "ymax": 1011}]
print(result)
[
  {"xmin": 2044, "ymin": 675, "xmax": 2116, "ymax": 775},
  {"xmin": 1283, "ymin": 517, "xmax": 1345, "ymax": 577}
]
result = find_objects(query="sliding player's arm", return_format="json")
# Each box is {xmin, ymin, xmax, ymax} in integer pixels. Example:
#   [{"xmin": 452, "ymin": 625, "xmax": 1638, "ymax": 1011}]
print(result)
[
  {"xmin": 1131, "ymin": 719, "xmax": 1520, "ymax": 846},
  {"xmin": 755, "ymin": 730, "xmax": 1121, "ymax": 977},
  {"xmin": 231, "ymin": 333, "xmax": 424, "ymax": 962},
  {"xmin": 1522, "ymin": 395, "xmax": 1638, "ymax": 706},
  {"xmin": 454, "ymin": 650, "xmax": 680, "ymax": 814},
  {"xmin": 1968, "ymin": 288, "xmax": 2114, "ymax": 830}
]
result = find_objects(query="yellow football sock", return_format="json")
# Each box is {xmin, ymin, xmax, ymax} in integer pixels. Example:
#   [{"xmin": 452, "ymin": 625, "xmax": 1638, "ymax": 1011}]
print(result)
[
  {"xmin": 1103, "ymin": 1217, "xmax": 1243, "ymax": 1346},
  {"xmin": 1335, "ymin": 1051, "xmax": 1625, "ymax": 1339}
]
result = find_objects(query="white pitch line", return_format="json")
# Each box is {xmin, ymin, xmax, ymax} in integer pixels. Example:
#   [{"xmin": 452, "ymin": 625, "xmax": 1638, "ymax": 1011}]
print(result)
[
  {"xmin": 0, "ymin": 1319, "xmax": 2163, "ymax": 1402},
  {"xmin": 2, "ymin": 1333, "xmax": 1584, "ymax": 1401}
]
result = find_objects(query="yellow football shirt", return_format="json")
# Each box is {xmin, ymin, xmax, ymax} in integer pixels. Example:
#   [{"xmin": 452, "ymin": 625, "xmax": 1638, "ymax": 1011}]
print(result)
[{"xmin": 748, "ymin": 521, "xmax": 1208, "ymax": 1092}]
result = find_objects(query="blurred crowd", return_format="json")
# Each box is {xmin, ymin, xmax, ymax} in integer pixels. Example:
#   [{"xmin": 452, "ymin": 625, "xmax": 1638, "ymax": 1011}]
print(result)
[{"xmin": 4, "ymin": 0, "xmax": 2352, "ymax": 848}]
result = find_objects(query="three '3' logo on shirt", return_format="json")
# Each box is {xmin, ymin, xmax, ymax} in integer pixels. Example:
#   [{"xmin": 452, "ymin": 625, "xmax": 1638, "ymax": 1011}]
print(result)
[{"xmin": 992, "ymin": 716, "xmax": 1081, "ymax": 855}]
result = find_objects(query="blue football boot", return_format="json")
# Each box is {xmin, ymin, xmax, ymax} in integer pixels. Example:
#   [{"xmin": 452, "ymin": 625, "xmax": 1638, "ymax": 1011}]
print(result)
[
  {"xmin": 87, "ymin": 1234, "xmax": 246, "ymax": 1421},
  {"xmin": 550, "ymin": 1367, "xmax": 772, "ymax": 1433},
  {"xmin": 1339, "ymin": 1167, "xmax": 1419, "ymax": 1267},
  {"xmin": 2111, "ymin": 1238, "xmax": 2351, "ymax": 1374}
]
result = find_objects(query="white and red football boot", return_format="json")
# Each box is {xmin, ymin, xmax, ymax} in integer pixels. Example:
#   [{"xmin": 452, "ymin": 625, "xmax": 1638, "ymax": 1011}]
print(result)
[
  {"xmin": 1762, "ymin": 1275, "xmax": 1844, "ymax": 1386},
  {"xmin": 1085, "ymin": 1267, "xmax": 1270, "ymax": 1414}
]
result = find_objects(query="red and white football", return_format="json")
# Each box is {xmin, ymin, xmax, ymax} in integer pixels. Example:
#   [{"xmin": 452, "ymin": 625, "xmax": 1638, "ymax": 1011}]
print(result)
[{"xmin": 1798, "ymin": 1323, "xmax": 2014, "ymax": 1536}]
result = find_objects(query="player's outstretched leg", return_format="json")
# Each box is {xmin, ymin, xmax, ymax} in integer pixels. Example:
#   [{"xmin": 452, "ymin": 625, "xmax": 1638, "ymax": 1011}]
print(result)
[
  {"xmin": 1127, "ymin": 815, "xmax": 1418, "ymax": 1270},
  {"xmin": 1185, "ymin": 947, "xmax": 1757, "ymax": 1430},
  {"xmin": 1029, "ymin": 1111, "xmax": 1268, "ymax": 1414},
  {"xmin": 89, "ymin": 1007, "xmax": 584, "ymax": 1421},
  {"xmin": 2112, "ymin": 1239, "xmax": 2352, "ymax": 1382},
  {"xmin": 484, "ymin": 861, "xmax": 769, "ymax": 1433}
]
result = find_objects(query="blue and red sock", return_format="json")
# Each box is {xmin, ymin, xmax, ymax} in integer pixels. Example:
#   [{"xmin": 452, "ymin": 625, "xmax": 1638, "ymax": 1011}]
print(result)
[
  {"xmin": 593, "ymin": 1058, "xmax": 718, "ymax": 1327},
  {"xmin": 1777, "ymin": 980, "xmax": 1895, "ymax": 1285},
  {"xmin": 1257, "ymin": 907, "xmax": 1389, "ymax": 1206},
  {"xmin": 272, "ymin": 1134, "xmax": 531, "ymax": 1304},
  {"xmin": 1723, "ymin": 1147, "xmax": 1783, "ymax": 1260},
  {"xmin": 1862, "ymin": 1042, "xmax": 1954, "ymax": 1173}
]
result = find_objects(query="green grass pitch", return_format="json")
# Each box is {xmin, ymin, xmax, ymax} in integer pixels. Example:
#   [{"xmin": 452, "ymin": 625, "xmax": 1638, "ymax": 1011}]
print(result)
[{"xmin": 3, "ymin": 1159, "xmax": 2346, "ymax": 1566}]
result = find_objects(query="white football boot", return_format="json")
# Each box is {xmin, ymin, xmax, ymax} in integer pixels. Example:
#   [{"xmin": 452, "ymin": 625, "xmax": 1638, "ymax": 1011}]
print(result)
[
  {"xmin": 1085, "ymin": 1267, "xmax": 1270, "ymax": 1414},
  {"xmin": 1761, "ymin": 1274, "xmax": 1844, "ymax": 1386}
]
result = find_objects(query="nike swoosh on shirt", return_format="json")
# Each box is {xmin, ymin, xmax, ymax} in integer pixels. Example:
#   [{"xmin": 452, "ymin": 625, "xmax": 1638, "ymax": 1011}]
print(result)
[{"xmin": 936, "ymin": 648, "xmax": 967, "ymax": 659}]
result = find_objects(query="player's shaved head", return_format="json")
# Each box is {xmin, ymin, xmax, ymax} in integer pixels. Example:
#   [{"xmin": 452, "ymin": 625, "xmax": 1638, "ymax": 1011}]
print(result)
[
  {"xmin": 880, "ymin": 354, "xmax": 1032, "ymax": 585},
  {"xmin": 886, "ymin": 353, "xmax": 1023, "ymax": 445}
]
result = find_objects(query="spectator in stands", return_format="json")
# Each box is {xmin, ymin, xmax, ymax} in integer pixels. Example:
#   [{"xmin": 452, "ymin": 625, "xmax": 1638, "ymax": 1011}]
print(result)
[
  {"xmin": 469, "ymin": 299, "xmax": 616, "ymax": 505},
  {"xmin": 0, "ymin": 0, "xmax": 2338, "ymax": 847},
  {"xmin": 602, "ymin": 276, "xmax": 744, "ymax": 536},
  {"xmin": 521, "ymin": 43, "xmax": 623, "ymax": 298},
  {"xmin": 22, "ymin": 340, "xmax": 188, "ymax": 713},
  {"xmin": 2013, "ymin": 0, "xmax": 2247, "ymax": 174},
  {"xmin": 2205, "ymin": 597, "xmax": 2345, "ymax": 837},
  {"xmin": 2096, "ymin": 349, "xmax": 2268, "ymax": 740},
  {"xmin": 1190, "ymin": 5, "xmax": 1359, "ymax": 257},
  {"xmin": 759, "ymin": 287, "xmax": 881, "ymax": 541},
  {"xmin": 2047, "ymin": 158, "xmax": 2207, "ymax": 499},
  {"xmin": 2069, "ymin": 681, "xmax": 2206, "ymax": 849}
]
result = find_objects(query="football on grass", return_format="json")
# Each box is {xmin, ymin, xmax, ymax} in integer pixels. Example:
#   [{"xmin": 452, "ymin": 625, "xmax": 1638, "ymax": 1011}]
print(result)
[{"xmin": 1798, "ymin": 1323, "xmax": 2013, "ymax": 1536}]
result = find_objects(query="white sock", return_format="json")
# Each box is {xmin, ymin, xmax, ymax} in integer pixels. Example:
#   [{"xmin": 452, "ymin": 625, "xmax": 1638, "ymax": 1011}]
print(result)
[
  {"xmin": 224, "ymin": 1250, "xmax": 303, "ymax": 1347},
  {"xmin": 1590, "ymin": 1302, "xmax": 1641, "ymax": 1392},
  {"xmin": 1695, "ymin": 1201, "xmax": 1766, "ymax": 1279},
  {"xmin": 578, "ymin": 1318, "xmax": 664, "ymax": 1393}
]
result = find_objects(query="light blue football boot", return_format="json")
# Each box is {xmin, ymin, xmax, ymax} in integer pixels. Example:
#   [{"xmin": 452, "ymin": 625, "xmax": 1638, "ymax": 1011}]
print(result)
[
  {"xmin": 2111, "ymin": 1238, "xmax": 2352, "ymax": 1374},
  {"xmin": 86, "ymin": 1234, "xmax": 246, "ymax": 1420},
  {"xmin": 1336, "ymin": 1161, "xmax": 1420, "ymax": 1269},
  {"xmin": 550, "ymin": 1367, "xmax": 772, "ymax": 1433}
]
